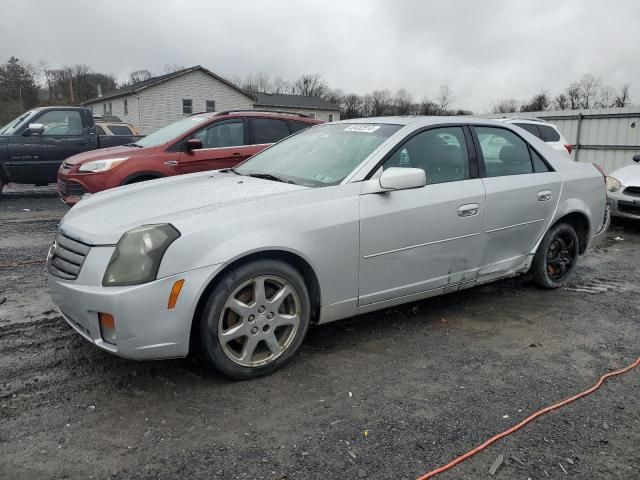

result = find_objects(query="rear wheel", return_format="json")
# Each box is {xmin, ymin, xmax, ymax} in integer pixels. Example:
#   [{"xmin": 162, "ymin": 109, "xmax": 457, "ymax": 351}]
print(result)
[
  {"xmin": 198, "ymin": 260, "xmax": 311, "ymax": 380},
  {"xmin": 532, "ymin": 222, "xmax": 579, "ymax": 288}
]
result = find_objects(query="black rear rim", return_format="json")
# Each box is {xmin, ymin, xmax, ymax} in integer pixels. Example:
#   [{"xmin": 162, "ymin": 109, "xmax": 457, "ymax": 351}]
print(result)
[{"xmin": 546, "ymin": 232, "xmax": 577, "ymax": 281}]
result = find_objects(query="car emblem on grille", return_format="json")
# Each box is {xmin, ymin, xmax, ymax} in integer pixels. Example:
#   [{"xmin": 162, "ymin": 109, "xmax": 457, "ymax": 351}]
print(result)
[{"xmin": 47, "ymin": 241, "xmax": 57, "ymax": 262}]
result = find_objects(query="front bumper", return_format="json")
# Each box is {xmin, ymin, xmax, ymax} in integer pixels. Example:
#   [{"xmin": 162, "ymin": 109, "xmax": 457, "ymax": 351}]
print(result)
[
  {"xmin": 607, "ymin": 190, "xmax": 640, "ymax": 220},
  {"xmin": 48, "ymin": 246, "xmax": 223, "ymax": 360}
]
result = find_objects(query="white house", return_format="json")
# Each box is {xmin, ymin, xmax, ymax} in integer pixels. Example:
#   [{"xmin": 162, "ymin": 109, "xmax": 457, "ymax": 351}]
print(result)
[{"xmin": 83, "ymin": 66, "xmax": 340, "ymax": 134}]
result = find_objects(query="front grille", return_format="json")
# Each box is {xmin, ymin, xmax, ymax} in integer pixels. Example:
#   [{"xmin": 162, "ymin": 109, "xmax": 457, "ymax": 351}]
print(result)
[
  {"xmin": 623, "ymin": 186, "xmax": 640, "ymax": 197},
  {"xmin": 47, "ymin": 232, "xmax": 91, "ymax": 280},
  {"xmin": 618, "ymin": 200, "xmax": 640, "ymax": 216},
  {"xmin": 58, "ymin": 180, "xmax": 87, "ymax": 196}
]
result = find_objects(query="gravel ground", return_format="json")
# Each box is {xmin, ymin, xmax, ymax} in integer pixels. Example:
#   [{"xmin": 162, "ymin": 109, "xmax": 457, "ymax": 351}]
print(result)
[{"xmin": 1, "ymin": 185, "xmax": 639, "ymax": 480}]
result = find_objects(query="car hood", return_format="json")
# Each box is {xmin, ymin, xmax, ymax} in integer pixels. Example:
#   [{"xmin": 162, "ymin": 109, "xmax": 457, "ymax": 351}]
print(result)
[
  {"xmin": 59, "ymin": 171, "xmax": 307, "ymax": 245},
  {"xmin": 64, "ymin": 144, "xmax": 154, "ymax": 165},
  {"xmin": 610, "ymin": 164, "xmax": 640, "ymax": 186}
]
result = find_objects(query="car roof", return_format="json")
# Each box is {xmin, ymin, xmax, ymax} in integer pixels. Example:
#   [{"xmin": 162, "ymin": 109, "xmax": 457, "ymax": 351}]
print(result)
[
  {"xmin": 190, "ymin": 110, "xmax": 321, "ymax": 123},
  {"xmin": 495, "ymin": 117, "xmax": 555, "ymax": 126}
]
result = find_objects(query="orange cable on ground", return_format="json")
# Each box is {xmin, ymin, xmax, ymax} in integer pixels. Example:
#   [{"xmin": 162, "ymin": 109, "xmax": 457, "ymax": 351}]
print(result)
[{"xmin": 416, "ymin": 356, "xmax": 640, "ymax": 480}]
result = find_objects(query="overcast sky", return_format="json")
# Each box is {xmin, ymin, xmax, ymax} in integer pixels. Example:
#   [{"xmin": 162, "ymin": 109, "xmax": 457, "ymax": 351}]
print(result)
[{"xmin": 1, "ymin": 0, "xmax": 638, "ymax": 112}]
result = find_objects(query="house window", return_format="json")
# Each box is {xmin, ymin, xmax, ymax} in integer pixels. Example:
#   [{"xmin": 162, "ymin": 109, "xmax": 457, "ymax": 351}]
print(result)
[
  {"xmin": 124, "ymin": 99, "xmax": 128, "ymax": 115},
  {"xmin": 205, "ymin": 100, "xmax": 216, "ymax": 112},
  {"xmin": 328, "ymin": 114, "xmax": 333, "ymax": 122},
  {"xmin": 183, "ymin": 99, "xmax": 193, "ymax": 114},
  {"xmin": 103, "ymin": 103, "xmax": 107, "ymax": 115},
  {"xmin": 108, "ymin": 103, "xmax": 112, "ymax": 115}
]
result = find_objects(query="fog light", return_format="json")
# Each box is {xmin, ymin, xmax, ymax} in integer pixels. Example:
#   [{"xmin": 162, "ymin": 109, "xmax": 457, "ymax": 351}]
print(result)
[
  {"xmin": 98, "ymin": 313, "xmax": 116, "ymax": 345},
  {"xmin": 168, "ymin": 279, "xmax": 185, "ymax": 310}
]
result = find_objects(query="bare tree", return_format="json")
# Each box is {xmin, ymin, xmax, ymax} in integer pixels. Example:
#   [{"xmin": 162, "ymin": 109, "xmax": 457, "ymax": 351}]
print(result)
[
  {"xmin": 293, "ymin": 73, "xmax": 328, "ymax": 97},
  {"xmin": 491, "ymin": 98, "xmax": 519, "ymax": 114},
  {"xmin": 418, "ymin": 97, "xmax": 440, "ymax": 115},
  {"xmin": 393, "ymin": 88, "xmax": 413, "ymax": 115},
  {"xmin": 370, "ymin": 89, "xmax": 393, "ymax": 116},
  {"xmin": 521, "ymin": 92, "xmax": 550, "ymax": 112},
  {"xmin": 342, "ymin": 93, "xmax": 363, "ymax": 119},
  {"xmin": 323, "ymin": 88, "xmax": 343, "ymax": 108},
  {"xmin": 566, "ymin": 83, "xmax": 581, "ymax": 110},
  {"xmin": 554, "ymin": 93, "xmax": 569, "ymax": 110},
  {"xmin": 272, "ymin": 76, "xmax": 293, "ymax": 94},
  {"xmin": 163, "ymin": 64, "xmax": 185, "ymax": 74},
  {"xmin": 614, "ymin": 84, "xmax": 631, "ymax": 107},
  {"xmin": 436, "ymin": 85, "xmax": 453, "ymax": 113},
  {"xmin": 128, "ymin": 69, "xmax": 153, "ymax": 85},
  {"xmin": 577, "ymin": 74, "xmax": 601, "ymax": 109}
]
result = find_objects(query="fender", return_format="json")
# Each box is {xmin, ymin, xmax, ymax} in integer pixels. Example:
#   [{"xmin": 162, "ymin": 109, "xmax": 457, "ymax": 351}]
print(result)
[{"xmin": 120, "ymin": 171, "xmax": 165, "ymax": 185}]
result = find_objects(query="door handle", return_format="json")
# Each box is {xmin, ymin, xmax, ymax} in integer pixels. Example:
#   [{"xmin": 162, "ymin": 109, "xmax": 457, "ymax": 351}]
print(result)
[
  {"xmin": 537, "ymin": 190, "xmax": 552, "ymax": 201},
  {"xmin": 457, "ymin": 203, "xmax": 479, "ymax": 217},
  {"xmin": 231, "ymin": 152, "xmax": 242, "ymax": 156},
  {"xmin": 164, "ymin": 160, "xmax": 178, "ymax": 167}
]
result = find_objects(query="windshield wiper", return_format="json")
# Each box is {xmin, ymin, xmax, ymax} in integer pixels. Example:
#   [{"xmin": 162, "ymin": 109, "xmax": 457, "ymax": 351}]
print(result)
[
  {"xmin": 123, "ymin": 143, "xmax": 143, "ymax": 148},
  {"xmin": 245, "ymin": 173, "xmax": 298, "ymax": 185}
]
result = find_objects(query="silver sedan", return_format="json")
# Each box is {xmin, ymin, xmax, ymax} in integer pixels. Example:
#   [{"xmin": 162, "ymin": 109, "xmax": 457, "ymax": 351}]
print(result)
[
  {"xmin": 606, "ymin": 154, "xmax": 640, "ymax": 219},
  {"xmin": 48, "ymin": 117, "xmax": 609, "ymax": 379}
]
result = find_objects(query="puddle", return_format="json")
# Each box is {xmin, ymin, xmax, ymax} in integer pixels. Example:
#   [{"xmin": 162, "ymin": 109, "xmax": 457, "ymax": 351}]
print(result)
[{"xmin": 564, "ymin": 278, "xmax": 638, "ymax": 294}]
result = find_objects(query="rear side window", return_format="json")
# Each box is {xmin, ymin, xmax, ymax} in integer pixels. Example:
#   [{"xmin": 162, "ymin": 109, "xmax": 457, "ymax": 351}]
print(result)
[
  {"xmin": 289, "ymin": 121, "xmax": 312, "ymax": 133},
  {"xmin": 513, "ymin": 123, "xmax": 542, "ymax": 139},
  {"xmin": 476, "ymin": 127, "xmax": 533, "ymax": 177},
  {"xmin": 538, "ymin": 125, "xmax": 561, "ymax": 142},
  {"xmin": 95, "ymin": 125, "xmax": 107, "ymax": 135},
  {"xmin": 250, "ymin": 118, "xmax": 291, "ymax": 144},
  {"xmin": 108, "ymin": 125, "xmax": 133, "ymax": 135},
  {"xmin": 383, "ymin": 127, "xmax": 470, "ymax": 184}
]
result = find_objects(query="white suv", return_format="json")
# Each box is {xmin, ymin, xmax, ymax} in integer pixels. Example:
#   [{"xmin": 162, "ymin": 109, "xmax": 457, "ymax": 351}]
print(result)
[{"xmin": 497, "ymin": 118, "xmax": 572, "ymax": 157}]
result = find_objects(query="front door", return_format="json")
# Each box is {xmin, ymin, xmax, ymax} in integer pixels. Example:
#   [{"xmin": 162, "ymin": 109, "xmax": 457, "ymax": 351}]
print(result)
[
  {"xmin": 178, "ymin": 118, "xmax": 250, "ymax": 174},
  {"xmin": 473, "ymin": 126, "xmax": 562, "ymax": 276},
  {"xmin": 8, "ymin": 109, "xmax": 89, "ymax": 184},
  {"xmin": 358, "ymin": 126, "xmax": 486, "ymax": 306}
]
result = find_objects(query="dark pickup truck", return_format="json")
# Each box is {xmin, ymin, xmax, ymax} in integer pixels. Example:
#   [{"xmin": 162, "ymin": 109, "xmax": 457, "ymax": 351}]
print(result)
[{"xmin": 0, "ymin": 107, "xmax": 142, "ymax": 194}]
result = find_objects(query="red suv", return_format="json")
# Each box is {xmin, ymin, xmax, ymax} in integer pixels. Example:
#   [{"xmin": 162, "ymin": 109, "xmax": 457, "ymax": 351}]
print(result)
[{"xmin": 57, "ymin": 111, "xmax": 321, "ymax": 205}]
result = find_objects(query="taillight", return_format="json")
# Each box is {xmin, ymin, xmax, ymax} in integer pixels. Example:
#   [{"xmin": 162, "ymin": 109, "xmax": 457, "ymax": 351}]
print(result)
[
  {"xmin": 564, "ymin": 144, "xmax": 573, "ymax": 154},
  {"xmin": 593, "ymin": 163, "xmax": 606, "ymax": 183}
]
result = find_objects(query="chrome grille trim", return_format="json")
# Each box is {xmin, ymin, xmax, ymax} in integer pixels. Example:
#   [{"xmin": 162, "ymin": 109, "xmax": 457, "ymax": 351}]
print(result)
[{"xmin": 47, "ymin": 232, "xmax": 91, "ymax": 280}]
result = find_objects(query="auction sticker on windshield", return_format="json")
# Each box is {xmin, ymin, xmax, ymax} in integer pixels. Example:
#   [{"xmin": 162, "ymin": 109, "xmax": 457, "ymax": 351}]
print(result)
[{"xmin": 343, "ymin": 125, "xmax": 381, "ymax": 133}]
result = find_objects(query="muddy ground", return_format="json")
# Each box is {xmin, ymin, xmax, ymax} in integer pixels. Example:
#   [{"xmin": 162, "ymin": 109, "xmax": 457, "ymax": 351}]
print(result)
[{"xmin": 1, "ymin": 185, "xmax": 638, "ymax": 480}]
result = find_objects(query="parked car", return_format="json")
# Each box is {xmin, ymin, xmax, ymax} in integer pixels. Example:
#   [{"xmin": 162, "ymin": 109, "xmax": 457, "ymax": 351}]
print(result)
[
  {"xmin": 0, "ymin": 107, "xmax": 142, "ymax": 195},
  {"xmin": 606, "ymin": 153, "xmax": 640, "ymax": 219},
  {"xmin": 497, "ymin": 117, "xmax": 572, "ymax": 157},
  {"xmin": 93, "ymin": 115, "xmax": 141, "ymax": 136},
  {"xmin": 57, "ymin": 111, "xmax": 321, "ymax": 205},
  {"xmin": 48, "ymin": 117, "xmax": 609, "ymax": 379}
]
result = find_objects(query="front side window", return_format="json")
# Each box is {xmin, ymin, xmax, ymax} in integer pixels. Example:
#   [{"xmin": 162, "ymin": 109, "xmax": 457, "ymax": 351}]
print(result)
[
  {"xmin": 37, "ymin": 110, "xmax": 83, "ymax": 136},
  {"xmin": 236, "ymin": 123, "xmax": 401, "ymax": 187},
  {"xmin": 192, "ymin": 119, "xmax": 244, "ymax": 148},
  {"xmin": 382, "ymin": 127, "xmax": 470, "ymax": 184},
  {"xmin": 250, "ymin": 118, "xmax": 290, "ymax": 144},
  {"xmin": 183, "ymin": 99, "xmax": 193, "ymax": 115},
  {"xmin": 476, "ymin": 127, "xmax": 533, "ymax": 177},
  {"xmin": 205, "ymin": 100, "xmax": 216, "ymax": 113}
]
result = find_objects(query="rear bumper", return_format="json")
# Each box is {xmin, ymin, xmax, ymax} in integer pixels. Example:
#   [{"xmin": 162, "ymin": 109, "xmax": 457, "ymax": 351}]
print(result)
[{"xmin": 587, "ymin": 206, "xmax": 611, "ymax": 250}]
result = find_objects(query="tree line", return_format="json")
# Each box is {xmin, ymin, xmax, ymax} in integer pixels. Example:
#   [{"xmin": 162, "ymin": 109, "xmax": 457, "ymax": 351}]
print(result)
[{"xmin": 0, "ymin": 56, "xmax": 634, "ymax": 126}]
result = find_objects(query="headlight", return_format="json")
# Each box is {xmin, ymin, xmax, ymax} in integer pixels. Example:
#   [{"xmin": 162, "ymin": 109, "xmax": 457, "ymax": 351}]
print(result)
[
  {"xmin": 79, "ymin": 157, "xmax": 129, "ymax": 172},
  {"xmin": 102, "ymin": 224, "xmax": 180, "ymax": 286},
  {"xmin": 606, "ymin": 176, "xmax": 622, "ymax": 192}
]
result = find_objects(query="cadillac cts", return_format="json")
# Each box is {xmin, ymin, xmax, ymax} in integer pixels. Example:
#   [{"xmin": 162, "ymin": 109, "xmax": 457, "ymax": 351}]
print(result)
[{"xmin": 48, "ymin": 117, "xmax": 610, "ymax": 379}]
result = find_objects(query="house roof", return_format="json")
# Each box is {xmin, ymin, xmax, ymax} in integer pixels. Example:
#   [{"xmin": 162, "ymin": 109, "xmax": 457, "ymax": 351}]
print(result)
[
  {"xmin": 82, "ymin": 65, "xmax": 255, "ymax": 105},
  {"xmin": 252, "ymin": 92, "xmax": 340, "ymax": 111}
]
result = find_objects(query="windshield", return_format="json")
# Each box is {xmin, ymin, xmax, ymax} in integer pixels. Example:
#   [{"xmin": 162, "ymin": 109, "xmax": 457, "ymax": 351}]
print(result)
[
  {"xmin": 235, "ymin": 123, "xmax": 401, "ymax": 187},
  {"xmin": 0, "ymin": 110, "xmax": 38, "ymax": 135},
  {"xmin": 134, "ymin": 115, "xmax": 212, "ymax": 148}
]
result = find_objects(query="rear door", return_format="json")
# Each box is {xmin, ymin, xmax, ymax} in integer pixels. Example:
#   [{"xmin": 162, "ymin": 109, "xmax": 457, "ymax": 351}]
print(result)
[
  {"xmin": 8, "ymin": 109, "xmax": 89, "ymax": 184},
  {"xmin": 178, "ymin": 118, "xmax": 249, "ymax": 174},
  {"xmin": 249, "ymin": 117, "xmax": 294, "ymax": 146},
  {"xmin": 473, "ymin": 126, "xmax": 562, "ymax": 276},
  {"xmin": 359, "ymin": 126, "xmax": 486, "ymax": 306}
]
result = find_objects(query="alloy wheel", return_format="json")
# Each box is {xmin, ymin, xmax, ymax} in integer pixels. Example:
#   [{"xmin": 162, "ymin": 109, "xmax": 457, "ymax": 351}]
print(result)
[
  {"xmin": 218, "ymin": 275, "xmax": 301, "ymax": 367},
  {"xmin": 546, "ymin": 232, "xmax": 577, "ymax": 281}
]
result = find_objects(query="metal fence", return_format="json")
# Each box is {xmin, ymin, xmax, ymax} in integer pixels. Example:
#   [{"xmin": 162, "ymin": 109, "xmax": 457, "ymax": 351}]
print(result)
[{"xmin": 485, "ymin": 107, "xmax": 640, "ymax": 173}]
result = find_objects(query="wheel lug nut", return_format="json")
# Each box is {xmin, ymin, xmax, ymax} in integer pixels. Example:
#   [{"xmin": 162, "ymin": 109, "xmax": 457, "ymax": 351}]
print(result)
[
  {"xmin": 267, "ymin": 312, "xmax": 274, "ymax": 319},
  {"xmin": 251, "ymin": 327, "xmax": 258, "ymax": 334},
  {"xmin": 248, "ymin": 315, "xmax": 255, "ymax": 322},
  {"xmin": 258, "ymin": 306, "xmax": 265, "ymax": 313}
]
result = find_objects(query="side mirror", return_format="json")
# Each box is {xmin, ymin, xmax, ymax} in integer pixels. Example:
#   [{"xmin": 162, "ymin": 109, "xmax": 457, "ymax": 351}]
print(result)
[
  {"xmin": 185, "ymin": 138, "xmax": 203, "ymax": 151},
  {"xmin": 379, "ymin": 167, "xmax": 426, "ymax": 191},
  {"xmin": 25, "ymin": 123, "xmax": 45, "ymax": 135},
  {"xmin": 633, "ymin": 153, "xmax": 640, "ymax": 163}
]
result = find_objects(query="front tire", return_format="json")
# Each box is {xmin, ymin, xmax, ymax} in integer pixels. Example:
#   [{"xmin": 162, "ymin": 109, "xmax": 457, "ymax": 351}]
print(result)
[
  {"xmin": 198, "ymin": 260, "xmax": 311, "ymax": 380},
  {"xmin": 532, "ymin": 222, "xmax": 579, "ymax": 288}
]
